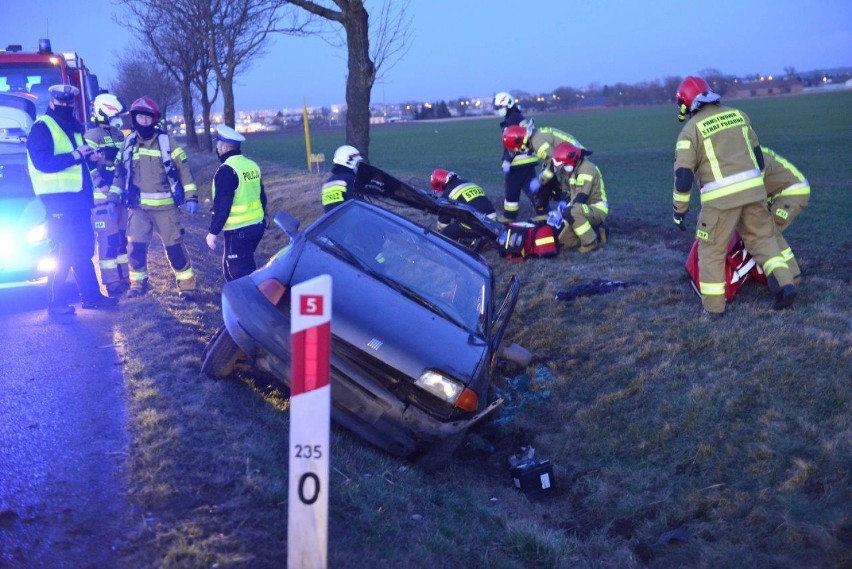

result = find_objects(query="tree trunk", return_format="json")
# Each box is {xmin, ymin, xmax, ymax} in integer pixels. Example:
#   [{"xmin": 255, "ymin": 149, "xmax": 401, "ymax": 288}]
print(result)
[
  {"xmin": 344, "ymin": 4, "xmax": 375, "ymax": 159},
  {"xmin": 221, "ymin": 77, "xmax": 236, "ymax": 128},
  {"xmin": 180, "ymin": 81, "xmax": 199, "ymax": 150},
  {"xmin": 200, "ymin": 90, "xmax": 213, "ymax": 152}
]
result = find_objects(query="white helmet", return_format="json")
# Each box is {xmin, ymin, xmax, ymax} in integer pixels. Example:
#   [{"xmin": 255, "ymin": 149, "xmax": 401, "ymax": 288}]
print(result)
[
  {"xmin": 493, "ymin": 92, "xmax": 515, "ymax": 117},
  {"xmin": 333, "ymin": 145, "xmax": 363, "ymax": 170},
  {"xmin": 94, "ymin": 93, "xmax": 124, "ymax": 120}
]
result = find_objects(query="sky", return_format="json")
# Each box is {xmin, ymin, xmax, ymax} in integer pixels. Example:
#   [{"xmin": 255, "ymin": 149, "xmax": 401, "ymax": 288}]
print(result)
[{"xmin": 1, "ymin": 0, "xmax": 851, "ymax": 112}]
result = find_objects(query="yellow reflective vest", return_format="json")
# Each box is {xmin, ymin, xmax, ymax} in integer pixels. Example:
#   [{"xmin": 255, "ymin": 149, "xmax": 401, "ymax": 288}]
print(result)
[
  {"xmin": 213, "ymin": 155, "xmax": 264, "ymax": 230},
  {"xmin": 27, "ymin": 115, "xmax": 84, "ymax": 195}
]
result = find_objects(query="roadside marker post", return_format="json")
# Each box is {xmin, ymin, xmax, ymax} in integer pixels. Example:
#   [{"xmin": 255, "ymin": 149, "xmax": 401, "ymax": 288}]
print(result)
[{"xmin": 287, "ymin": 275, "xmax": 332, "ymax": 569}]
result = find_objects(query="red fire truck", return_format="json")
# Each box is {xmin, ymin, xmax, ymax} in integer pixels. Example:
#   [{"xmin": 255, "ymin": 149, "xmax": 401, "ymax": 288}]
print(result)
[{"xmin": 0, "ymin": 38, "xmax": 99, "ymax": 123}]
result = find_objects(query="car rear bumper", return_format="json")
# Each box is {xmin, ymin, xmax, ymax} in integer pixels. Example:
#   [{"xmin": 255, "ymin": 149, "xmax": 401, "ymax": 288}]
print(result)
[{"xmin": 221, "ymin": 277, "xmax": 502, "ymax": 457}]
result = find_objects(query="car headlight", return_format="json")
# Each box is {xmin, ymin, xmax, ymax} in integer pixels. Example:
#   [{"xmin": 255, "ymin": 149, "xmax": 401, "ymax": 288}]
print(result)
[
  {"xmin": 415, "ymin": 370, "xmax": 478, "ymax": 412},
  {"xmin": 27, "ymin": 223, "xmax": 48, "ymax": 244}
]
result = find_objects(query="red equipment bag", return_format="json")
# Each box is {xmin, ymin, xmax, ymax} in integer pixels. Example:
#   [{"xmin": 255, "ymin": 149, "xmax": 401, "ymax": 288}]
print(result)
[
  {"xmin": 498, "ymin": 222, "xmax": 558, "ymax": 260},
  {"xmin": 685, "ymin": 232, "xmax": 766, "ymax": 302}
]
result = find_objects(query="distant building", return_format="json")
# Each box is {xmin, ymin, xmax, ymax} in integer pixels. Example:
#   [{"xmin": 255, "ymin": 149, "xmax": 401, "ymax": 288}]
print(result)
[{"xmin": 727, "ymin": 78, "xmax": 804, "ymax": 99}]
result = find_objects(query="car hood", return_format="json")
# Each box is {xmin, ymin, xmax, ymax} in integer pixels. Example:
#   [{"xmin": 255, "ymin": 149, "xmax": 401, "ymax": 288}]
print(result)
[
  {"xmin": 290, "ymin": 242, "xmax": 489, "ymax": 386},
  {"xmin": 0, "ymin": 197, "xmax": 45, "ymax": 229}
]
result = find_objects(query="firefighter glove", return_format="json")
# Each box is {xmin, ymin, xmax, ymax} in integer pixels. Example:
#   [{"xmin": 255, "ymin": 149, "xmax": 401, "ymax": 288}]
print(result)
[
  {"xmin": 186, "ymin": 200, "xmax": 198, "ymax": 215},
  {"xmin": 672, "ymin": 206, "xmax": 687, "ymax": 232},
  {"xmin": 106, "ymin": 201, "xmax": 117, "ymax": 220},
  {"xmin": 501, "ymin": 160, "xmax": 511, "ymax": 174},
  {"xmin": 206, "ymin": 233, "xmax": 217, "ymax": 250},
  {"xmin": 529, "ymin": 178, "xmax": 541, "ymax": 194}
]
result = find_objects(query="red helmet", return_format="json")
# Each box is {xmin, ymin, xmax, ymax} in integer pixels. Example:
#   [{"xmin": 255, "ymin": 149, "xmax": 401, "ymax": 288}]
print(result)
[
  {"xmin": 676, "ymin": 76, "xmax": 712, "ymax": 121},
  {"xmin": 130, "ymin": 96, "xmax": 160, "ymax": 123},
  {"xmin": 430, "ymin": 168, "xmax": 456, "ymax": 192},
  {"xmin": 502, "ymin": 125, "xmax": 527, "ymax": 153},
  {"xmin": 552, "ymin": 142, "xmax": 583, "ymax": 171}
]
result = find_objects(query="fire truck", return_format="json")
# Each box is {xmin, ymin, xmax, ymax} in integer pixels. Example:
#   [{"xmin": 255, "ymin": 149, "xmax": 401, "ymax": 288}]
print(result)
[{"xmin": 0, "ymin": 38, "xmax": 99, "ymax": 123}]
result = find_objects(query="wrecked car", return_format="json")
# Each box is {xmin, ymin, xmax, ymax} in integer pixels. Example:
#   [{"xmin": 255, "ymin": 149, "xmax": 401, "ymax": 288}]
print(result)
[{"xmin": 202, "ymin": 165, "xmax": 529, "ymax": 462}]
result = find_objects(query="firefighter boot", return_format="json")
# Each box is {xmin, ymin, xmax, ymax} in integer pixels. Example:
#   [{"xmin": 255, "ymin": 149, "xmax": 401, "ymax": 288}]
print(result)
[
  {"xmin": 579, "ymin": 238, "xmax": 599, "ymax": 254},
  {"xmin": 106, "ymin": 282, "xmax": 126, "ymax": 298},
  {"xmin": 82, "ymin": 294, "xmax": 120, "ymax": 309},
  {"xmin": 126, "ymin": 280, "xmax": 149, "ymax": 298},
  {"xmin": 596, "ymin": 224, "xmax": 608, "ymax": 245},
  {"xmin": 773, "ymin": 284, "xmax": 797, "ymax": 310}
]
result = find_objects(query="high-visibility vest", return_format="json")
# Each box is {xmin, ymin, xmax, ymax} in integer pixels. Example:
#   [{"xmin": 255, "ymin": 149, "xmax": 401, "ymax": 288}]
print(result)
[
  {"xmin": 213, "ymin": 155, "xmax": 264, "ymax": 230},
  {"xmin": 27, "ymin": 115, "xmax": 84, "ymax": 195}
]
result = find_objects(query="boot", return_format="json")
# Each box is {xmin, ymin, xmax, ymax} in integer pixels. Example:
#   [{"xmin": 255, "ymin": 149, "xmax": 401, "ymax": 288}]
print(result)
[
  {"xmin": 579, "ymin": 239, "xmax": 599, "ymax": 254},
  {"xmin": 126, "ymin": 281, "xmax": 148, "ymax": 298},
  {"xmin": 106, "ymin": 282, "xmax": 126, "ymax": 298},
  {"xmin": 48, "ymin": 301, "xmax": 75, "ymax": 315},
  {"xmin": 596, "ymin": 224, "xmax": 608, "ymax": 244},
  {"xmin": 773, "ymin": 284, "xmax": 797, "ymax": 310},
  {"xmin": 82, "ymin": 294, "xmax": 119, "ymax": 309}
]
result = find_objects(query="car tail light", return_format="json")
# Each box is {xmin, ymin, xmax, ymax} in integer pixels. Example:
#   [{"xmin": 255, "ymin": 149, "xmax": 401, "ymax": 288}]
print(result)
[
  {"xmin": 454, "ymin": 388, "xmax": 478, "ymax": 413},
  {"xmin": 257, "ymin": 278, "xmax": 287, "ymax": 306}
]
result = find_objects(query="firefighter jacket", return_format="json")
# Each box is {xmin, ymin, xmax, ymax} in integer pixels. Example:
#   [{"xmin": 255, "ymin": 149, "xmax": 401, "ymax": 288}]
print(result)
[
  {"xmin": 321, "ymin": 165, "xmax": 357, "ymax": 212},
  {"xmin": 761, "ymin": 146, "xmax": 810, "ymax": 204},
  {"xmin": 25, "ymin": 108, "xmax": 94, "ymax": 214},
  {"xmin": 673, "ymin": 103, "xmax": 766, "ymax": 215},
  {"xmin": 112, "ymin": 130, "xmax": 198, "ymax": 210},
  {"xmin": 209, "ymin": 149, "xmax": 267, "ymax": 235},
  {"xmin": 528, "ymin": 127, "xmax": 584, "ymax": 185},
  {"xmin": 555, "ymin": 159, "xmax": 608, "ymax": 215},
  {"xmin": 438, "ymin": 177, "xmax": 496, "ymax": 226},
  {"xmin": 84, "ymin": 123, "xmax": 125, "ymax": 205}
]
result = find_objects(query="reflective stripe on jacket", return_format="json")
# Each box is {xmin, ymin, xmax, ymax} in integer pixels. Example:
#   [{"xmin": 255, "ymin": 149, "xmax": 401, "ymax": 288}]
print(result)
[
  {"xmin": 213, "ymin": 155, "xmax": 264, "ymax": 230},
  {"xmin": 761, "ymin": 146, "xmax": 810, "ymax": 201},
  {"xmin": 27, "ymin": 115, "xmax": 84, "ymax": 195}
]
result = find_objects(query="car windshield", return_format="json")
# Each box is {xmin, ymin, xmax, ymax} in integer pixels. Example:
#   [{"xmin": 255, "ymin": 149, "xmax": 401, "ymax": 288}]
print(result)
[
  {"xmin": 0, "ymin": 63, "xmax": 63, "ymax": 117},
  {"xmin": 312, "ymin": 206, "xmax": 489, "ymax": 334},
  {"xmin": 0, "ymin": 159, "xmax": 34, "ymax": 199}
]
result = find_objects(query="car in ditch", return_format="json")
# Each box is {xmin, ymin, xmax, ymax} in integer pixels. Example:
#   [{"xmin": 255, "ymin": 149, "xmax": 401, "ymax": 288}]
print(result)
[{"xmin": 202, "ymin": 165, "xmax": 528, "ymax": 463}]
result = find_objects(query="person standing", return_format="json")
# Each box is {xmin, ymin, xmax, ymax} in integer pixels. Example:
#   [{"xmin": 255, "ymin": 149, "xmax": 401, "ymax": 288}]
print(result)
[
  {"xmin": 321, "ymin": 145, "xmax": 363, "ymax": 212},
  {"xmin": 493, "ymin": 92, "xmax": 530, "ymax": 221},
  {"xmin": 205, "ymin": 125, "xmax": 267, "ymax": 282},
  {"xmin": 113, "ymin": 96, "xmax": 199, "ymax": 299},
  {"xmin": 85, "ymin": 93, "xmax": 128, "ymax": 297},
  {"xmin": 25, "ymin": 84, "xmax": 119, "ymax": 314},
  {"xmin": 761, "ymin": 146, "xmax": 809, "ymax": 284},
  {"xmin": 671, "ymin": 76, "xmax": 796, "ymax": 316},
  {"xmin": 545, "ymin": 142, "xmax": 608, "ymax": 253}
]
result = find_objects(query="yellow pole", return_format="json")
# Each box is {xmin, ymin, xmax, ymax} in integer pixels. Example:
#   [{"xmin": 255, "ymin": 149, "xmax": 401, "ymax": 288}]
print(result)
[{"xmin": 303, "ymin": 98, "xmax": 313, "ymax": 172}]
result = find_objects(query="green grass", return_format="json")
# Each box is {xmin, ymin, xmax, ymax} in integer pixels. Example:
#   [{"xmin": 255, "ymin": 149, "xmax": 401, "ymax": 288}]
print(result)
[{"xmin": 115, "ymin": 91, "xmax": 851, "ymax": 567}]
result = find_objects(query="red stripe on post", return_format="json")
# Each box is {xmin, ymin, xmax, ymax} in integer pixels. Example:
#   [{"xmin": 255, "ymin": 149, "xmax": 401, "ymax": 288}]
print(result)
[{"xmin": 291, "ymin": 322, "xmax": 330, "ymax": 396}]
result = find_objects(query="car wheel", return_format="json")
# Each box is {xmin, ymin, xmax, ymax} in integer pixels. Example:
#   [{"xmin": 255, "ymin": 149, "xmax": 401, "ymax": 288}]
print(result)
[
  {"xmin": 415, "ymin": 429, "xmax": 468, "ymax": 473},
  {"xmin": 201, "ymin": 325, "xmax": 246, "ymax": 379}
]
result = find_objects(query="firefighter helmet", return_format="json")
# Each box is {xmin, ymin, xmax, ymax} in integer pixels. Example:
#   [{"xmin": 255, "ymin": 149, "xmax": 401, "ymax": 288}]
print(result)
[
  {"xmin": 94, "ymin": 93, "xmax": 124, "ymax": 121},
  {"xmin": 493, "ymin": 92, "xmax": 515, "ymax": 117},
  {"xmin": 333, "ymin": 145, "xmax": 363, "ymax": 170},
  {"xmin": 676, "ymin": 76, "xmax": 716, "ymax": 121},
  {"xmin": 430, "ymin": 168, "xmax": 457, "ymax": 192},
  {"xmin": 502, "ymin": 125, "xmax": 528, "ymax": 153},
  {"xmin": 129, "ymin": 96, "xmax": 160, "ymax": 123},
  {"xmin": 552, "ymin": 141, "xmax": 584, "ymax": 173}
]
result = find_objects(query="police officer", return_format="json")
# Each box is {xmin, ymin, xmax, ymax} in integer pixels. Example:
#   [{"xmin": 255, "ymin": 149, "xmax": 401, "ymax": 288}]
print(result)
[
  {"xmin": 206, "ymin": 125, "xmax": 267, "ymax": 282},
  {"xmin": 761, "ymin": 146, "xmax": 809, "ymax": 284},
  {"xmin": 429, "ymin": 168, "xmax": 497, "ymax": 243},
  {"xmin": 672, "ymin": 76, "xmax": 796, "ymax": 316},
  {"xmin": 85, "ymin": 93, "xmax": 128, "ymax": 296},
  {"xmin": 113, "ymin": 96, "xmax": 199, "ymax": 299},
  {"xmin": 26, "ymin": 84, "xmax": 118, "ymax": 314},
  {"xmin": 321, "ymin": 145, "xmax": 363, "ymax": 212}
]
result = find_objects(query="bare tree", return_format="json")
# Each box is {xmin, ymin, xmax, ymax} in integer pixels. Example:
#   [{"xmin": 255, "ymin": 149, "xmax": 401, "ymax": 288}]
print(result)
[
  {"xmin": 111, "ymin": 47, "xmax": 181, "ymax": 119},
  {"xmin": 285, "ymin": 0, "xmax": 412, "ymax": 159}
]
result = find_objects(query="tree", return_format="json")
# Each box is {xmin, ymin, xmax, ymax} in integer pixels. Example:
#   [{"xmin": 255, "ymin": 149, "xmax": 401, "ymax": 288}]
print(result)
[
  {"xmin": 286, "ymin": 0, "xmax": 412, "ymax": 159},
  {"xmin": 111, "ymin": 47, "xmax": 180, "ymax": 120}
]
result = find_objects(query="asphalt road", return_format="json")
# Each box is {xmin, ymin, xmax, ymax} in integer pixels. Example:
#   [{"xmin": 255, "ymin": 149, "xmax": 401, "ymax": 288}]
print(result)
[{"xmin": 0, "ymin": 286, "xmax": 134, "ymax": 568}]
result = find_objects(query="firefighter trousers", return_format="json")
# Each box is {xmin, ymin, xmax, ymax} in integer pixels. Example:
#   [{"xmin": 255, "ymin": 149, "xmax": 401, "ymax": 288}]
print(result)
[
  {"xmin": 222, "ymin": 222, "xmax": 265, "ymax": 282},
  {"xmin": 769, "ymin": 196, "xmax": 807, "ymax": 281},
  {"xmin": 91, "ymin": 204, "xmax": 121, "ymax": 293},
  {"xmin": 126, "ymin": 207, "xmax": 196, "ymax": 292},
  {"xmin": 568, "ymin": 203, "xmax": 607, "ymax": 247},
  {"xmin": 696, "ymin": 201, "xmax": 793, "ymax": 313},
  {"xmin": 46, "ymin": 207, "xmax": 101, "ymax": 304}
]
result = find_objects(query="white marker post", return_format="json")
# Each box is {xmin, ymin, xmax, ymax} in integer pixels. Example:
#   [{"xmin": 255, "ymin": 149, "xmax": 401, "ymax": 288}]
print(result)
[{"xmin": 287, "ymin": 275, "xmax": 331, "ymax": 569}]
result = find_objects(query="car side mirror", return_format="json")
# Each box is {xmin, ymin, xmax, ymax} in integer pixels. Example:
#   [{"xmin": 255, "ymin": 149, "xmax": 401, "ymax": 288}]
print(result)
[{"xmin": 273, "ymin": 211, "xmax": 300, "ymax": 238}]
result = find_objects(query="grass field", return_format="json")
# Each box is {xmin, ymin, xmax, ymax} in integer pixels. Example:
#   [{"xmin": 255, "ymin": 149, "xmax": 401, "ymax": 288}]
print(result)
[{"xmin": 114, "ymin": 91, "xmax": 850, "ymax": 567}]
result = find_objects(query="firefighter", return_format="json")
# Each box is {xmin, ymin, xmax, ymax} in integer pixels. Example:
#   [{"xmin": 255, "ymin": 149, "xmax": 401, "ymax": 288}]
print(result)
[
  {"xmin": 761, "ymin": 146, "xmax": 809, "ymax": 284},
  {"xmin": 205, "ymin": 125, "xmax": 268, "ymax": 282},
  {"xmin": 85, "ymin": 93, "xmax": 128, "ymax": 297},
  {"xmin": 321, "ymin": 145, "xmax": 363, "ymax": 212},
  {"xmin": 499, "ymin": 125, "xmax": 539, "ymax": 222},
  {"xmin": 25, "ymin": 84, "xmax": 119, "ymax": 314},
  {"xmin": 545, "ymin": 142, "xmax": 608, "ymax": 253},
  {"xmin": 503, "ymin": 122, "xmax": 585, "ymax": 219},
  {"xmin": 493, "ymin": 92, "xmax": 527, "ymax": 220},
  {"xmin": 672, "ymin": 76, "xmax": 796, "ymax": 316},
  {"xmin": 429, "ymin": 168, "xmax": 497, "ymax": 243},
  {"xmin": 113, "ymin": 96, "xmax": 199, "ymax": 299}
]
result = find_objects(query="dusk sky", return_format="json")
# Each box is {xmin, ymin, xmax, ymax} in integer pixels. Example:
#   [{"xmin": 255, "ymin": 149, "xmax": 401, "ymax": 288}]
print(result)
[{"xmin": 2, "ymin": 0, "xmax": 850, "ymax": 111}]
